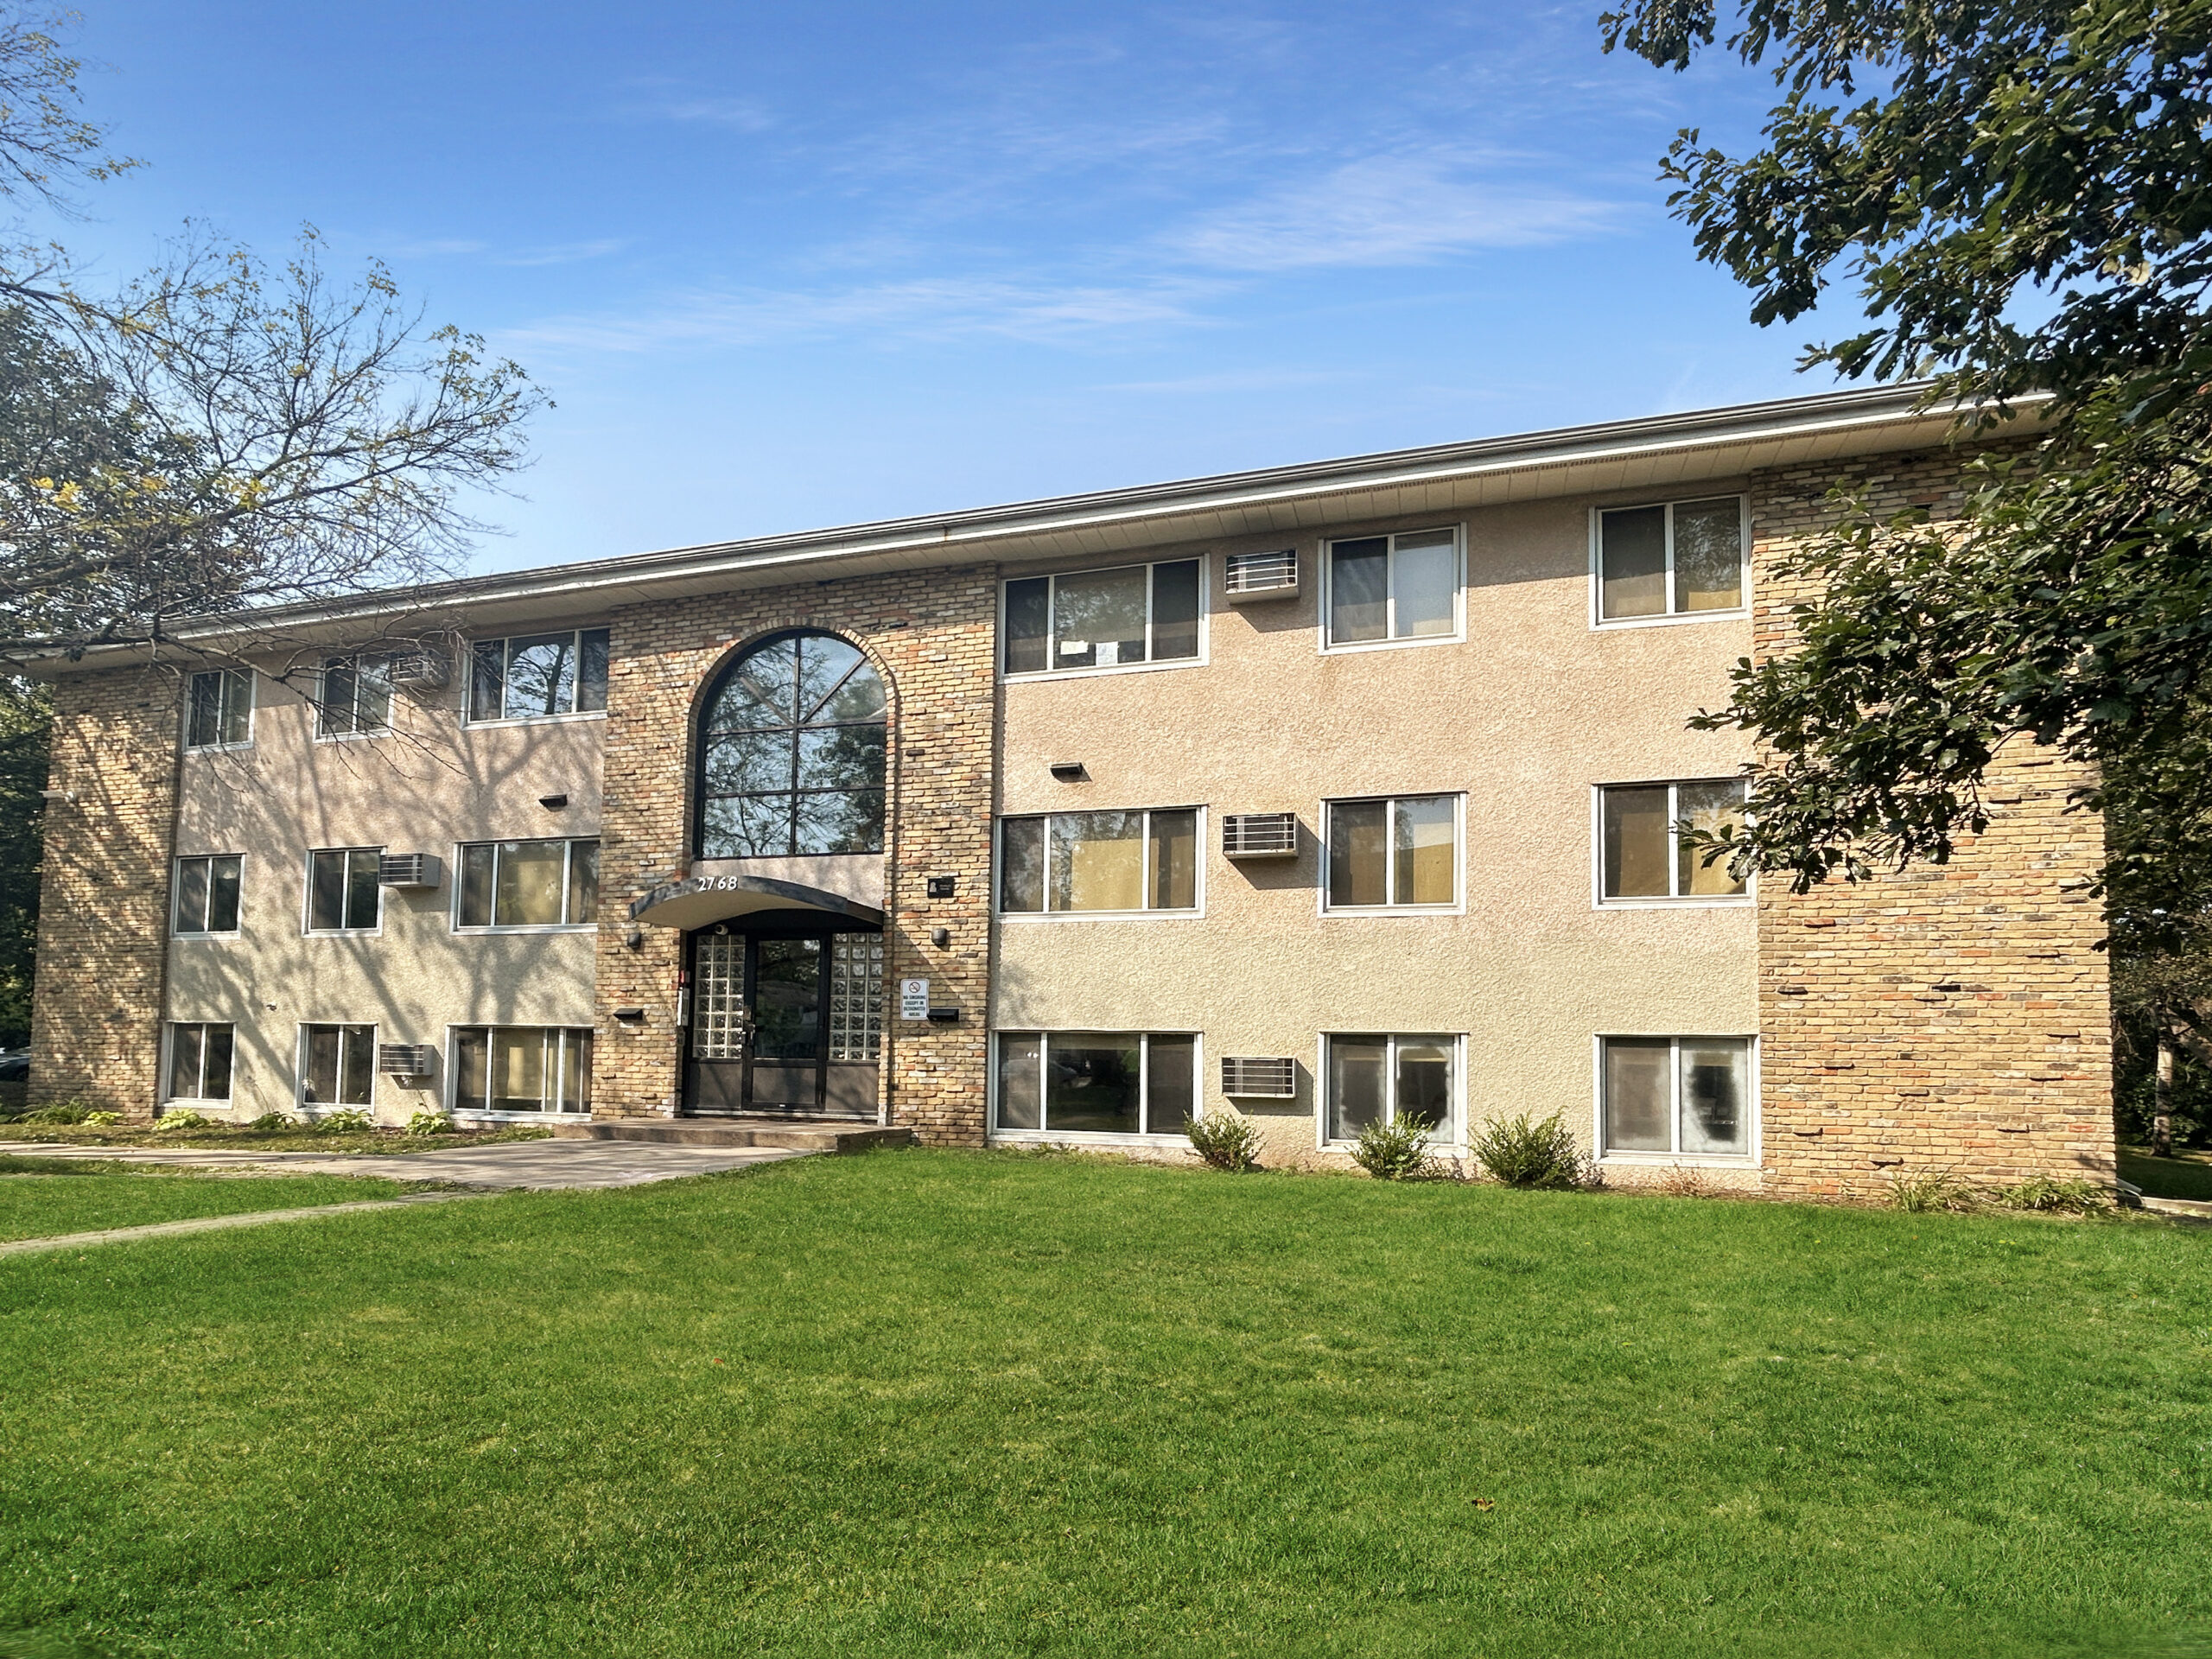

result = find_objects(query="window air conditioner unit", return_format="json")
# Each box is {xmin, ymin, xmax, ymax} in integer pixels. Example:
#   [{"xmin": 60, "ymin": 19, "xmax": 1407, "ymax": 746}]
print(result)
[
  {"xmin": 378, "ymin": 1043, "xmax": 435, "ymax": 1077},
  {"xmin": 1224, "ymin": 548, "xmax": 1299, "ymax": 601},
  {"xmin": 378, "ymin": 852, "xmax": 442, "ymax": 889},
  {"xmin": 1222, "ymin": 813, "xmax": 1299, "ymax": 857},
  {"xmin": 388, "ymin": 648, "xmax": 450, "ymax": 689},
  {"xmin": 1221, "ymin": 1056, "xmax": 1297, "ymax": 1098}
]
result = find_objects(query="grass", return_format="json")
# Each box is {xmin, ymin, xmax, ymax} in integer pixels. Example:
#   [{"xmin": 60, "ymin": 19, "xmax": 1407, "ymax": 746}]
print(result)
[
  {"xmin": 2120, "ymin": 1144, "xmax": 2212, "ymax": 1203},
  {"xmin": 0, "ymin": 1163, "xmax": 411, "ymax": 1242},
  {"xmin": 1, "ymin": 1148, "xmax": 2208, "ymax": 1658},
  {"xmin": 0, "ymin": 1116, "xmax": 552, "ymax": 1155}
]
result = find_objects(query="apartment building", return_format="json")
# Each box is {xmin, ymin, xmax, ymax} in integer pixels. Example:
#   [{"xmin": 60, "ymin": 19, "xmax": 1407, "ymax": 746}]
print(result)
[{"xmin": 26, "ymin": 385, "xmax": 2117, "ymax": 1198}]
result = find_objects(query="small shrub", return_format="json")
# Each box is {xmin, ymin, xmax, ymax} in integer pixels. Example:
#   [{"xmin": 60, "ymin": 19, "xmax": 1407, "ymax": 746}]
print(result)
[
  {"xmin": 1885, "ymin": 1166, "xmax": 1978, "ymax": 1213},
  {"xmin": 1351, "ymin": 1113, "xmax": 1440, "ymax": 1181},
  {"xmin": 315, "ymin": 1109, "xmax": 374, "ymax": 1133},
  {"xmin": 1990, "ymin": 1175, "xmax": 2112, "ymax": 1215},
  {"xmin": 79, "ymin": 1109, "xmax": 123, "ymax": 1127},
  {"xmin": 16, "ymin": 1103, "xmax": 92, "ymax": 1126},
  {"xmin": 1185, "ymin": 1109, "xmax": 1261, "ymax": 1172},
  {"xmin": 404, "ymin": 1110, "xmax": 454, "ymax": 1138},
  {"xmin": 249, "ymin": 1113, "xmax": 295, "ymax": 1131},
  {"xmin": 155, "ymin": 1110, "xmax": 212, "ymax": 1132},
  {"xmin": 1470, "ymin": 1112, "xmax": 1589, "ymax": 1190}
]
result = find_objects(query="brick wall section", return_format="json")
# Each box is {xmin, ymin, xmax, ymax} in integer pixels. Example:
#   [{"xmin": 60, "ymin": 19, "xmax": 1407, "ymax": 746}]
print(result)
[
  {"xmin": 593, "ymin": 566, "xmax": 998, "ymax": 1144},
  {"xmin": 1748, "ymin": 446, "xmax": 2114, "ymax": 1198},
  {"xmin": 28, "ymin": 667, "xmax": 181, "ymax": 1119}
]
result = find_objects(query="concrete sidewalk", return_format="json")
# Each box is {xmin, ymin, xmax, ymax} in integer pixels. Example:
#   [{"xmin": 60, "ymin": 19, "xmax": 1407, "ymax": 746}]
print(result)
[{"xmin": 0, "ymin": 1137, "xmax": 811, "ymax": 1190}]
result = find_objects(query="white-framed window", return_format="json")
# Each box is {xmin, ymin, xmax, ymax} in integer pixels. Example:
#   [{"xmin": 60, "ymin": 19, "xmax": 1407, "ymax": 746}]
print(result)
[
  {"xmin": 1599, "ymin": 1035, "xmax": 1755, "ymax": 1160},
  {"xmin": 172, "ymin": 854, "xmax": 244, "ymax": 937},
  {"xmin": 299, "ymin": 1022, "xmax": 377, "ymax": 1109},
  {"xmin": 184, "ymin": 669, "xmax": 253, "ymax": 750},
  {"xmin": 999, "ymin": 809, "xmax": 1200, "ymax": 916},
  {"xmin": 1323, "ymin": 795, "xmax": 1459, "ymax": 911},
  {"xmin": 1598, "ymin": 779, "xmax": 1750, "ymax": 903},
  {"xmin": 164, "ymin": 1022, "xmax": 234, "ymax": 1103},
  {"xmin": 454, "ymin": 839, "xmax": 600, "ymax": 930},
  {"xmin": 1323, "ymin": 527, "xmax": 1462, "ymax": 649},
  {"xmin": 467, "ymin": 628, "xmax": 611, "ymax": 722},
  {"xmin": 450, "ymin": 1026, "xmax": 594, "ymax": 1116},
  {"xmin": 1001, "ymin": 559, "xmax": 1203, "ymax": 677},
  {"xmin": 1323, "ymin": 1033, "xmax": 1459, "ymax": 1145},
  {"xmin": 305, "ymin": 848, "xmax": 383, "ymax": 934},
  {"xmin": 993, "ymin": 1031, "xmax": 1197, "ymax": 1138},
  {"xmin": 317, "ymin": 654, "xmax": 393, "ymax": 737},
  {"xmin": 1592, "ymin": 496, "xmax": 1747, "ymax": 623}
]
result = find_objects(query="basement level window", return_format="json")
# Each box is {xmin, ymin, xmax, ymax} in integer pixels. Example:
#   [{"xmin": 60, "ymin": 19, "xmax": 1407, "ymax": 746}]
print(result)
[
  {"xmin": 1595, "ymin": 497, "xmax": 1746, "ymax": 621},
  {"xmin": 184, "ymin": 669, "xmax": 253, "ymax": 749},
  {"xmin": 300, "ymin": 1023, "xmax": 376, "ymax": 1108},
  {"xmin": 994, "ymin": 1031, "xmax": 1195, "ymax": 1137},
  {"xmin": 1002, "ymin": 559, "xmax": 1201, "ymax": 675},
  {"xmin": 1600, "ymin": 1036, "xmax": 1753, "ymax": 1159},
  {"xmin": 164, "ymin": 1022, "xmax": 233, "ymax": 1104},
  {"xmin": 452, "ymin": 1026, "xmax": 593, "ymax": 1115},
  {"xmin": 1325, "ymin": 1033, "xmax": 1459, "ymax": 1145},
  {"xmin": 468, "ymin": 628, "xmax": 610, "ymax": 721}
]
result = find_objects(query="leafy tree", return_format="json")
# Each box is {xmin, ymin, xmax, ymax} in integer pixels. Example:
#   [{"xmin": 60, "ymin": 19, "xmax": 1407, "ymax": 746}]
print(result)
[
  {"xmin": 0, "ymin": 6, "xmax": 543, "ymax": 1052},
  {"xmin": 1602, "ymin": 0, "xmax": 2212, "ymax": 1145}
]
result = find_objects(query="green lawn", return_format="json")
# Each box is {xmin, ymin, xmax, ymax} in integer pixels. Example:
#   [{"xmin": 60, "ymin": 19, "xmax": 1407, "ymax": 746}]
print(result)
[
  {"xmin": 2121, "ymin": 1145, "xmax": 2212, "ymax": 1202},
  {"xmin": 1, "ymin": 1150, "xmax": 2207, "ymax": 1658},
  {"xmin": 0, "ymin": 1163, "xmax": 410, "ymax": 1243},
  {"xmin": 0, "ymin": 1118, "xmax": 552, "ymax": 1154}
]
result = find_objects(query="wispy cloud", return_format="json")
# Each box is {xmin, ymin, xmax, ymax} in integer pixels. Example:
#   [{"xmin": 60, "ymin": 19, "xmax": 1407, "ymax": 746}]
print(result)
[
  {"xmin": 1093, "ymin": 367, "xmax": 1357, "ymax": 396},
  {"xmin": 1173, "ymin": 151, "xmax": 1619, "ymax": 270},
  {"xmin": 496, "ymin": 238, "xmax": 628, "ymax": 268},
  {"xmin": 649, "ymin": 95, "xmax": 776, "ymax": 131},
  {"xmin": 502, "ymin": 276, "xmax": 1225, "ymax": 354}
]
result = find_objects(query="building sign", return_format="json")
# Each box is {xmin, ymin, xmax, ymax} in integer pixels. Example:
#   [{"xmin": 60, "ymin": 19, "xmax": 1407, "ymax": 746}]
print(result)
[{"xmin": 899, "ymin": 978, "xmax": 931, "ymax": 1020}]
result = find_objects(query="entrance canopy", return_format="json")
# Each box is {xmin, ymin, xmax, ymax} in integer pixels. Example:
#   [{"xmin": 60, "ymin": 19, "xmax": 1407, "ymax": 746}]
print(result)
[{"xmin": 629, "ymin": 869, "xmax": 886, "ymax": 931}]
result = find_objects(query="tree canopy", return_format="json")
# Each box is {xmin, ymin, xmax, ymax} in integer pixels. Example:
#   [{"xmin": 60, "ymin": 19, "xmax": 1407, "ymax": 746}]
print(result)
[
  {"xmin": 1602, "ymin": 0, "xmax": 2212, "ymax": 1145},
  {"xmin": 0, "ymin": 7, "xmax": 543, "ymax": 662}
]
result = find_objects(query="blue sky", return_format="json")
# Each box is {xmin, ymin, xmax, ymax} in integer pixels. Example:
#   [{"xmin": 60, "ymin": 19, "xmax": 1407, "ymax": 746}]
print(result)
[{"xmin": 44, "ymin": 2, "xmax": 1848, "ymax": 575}]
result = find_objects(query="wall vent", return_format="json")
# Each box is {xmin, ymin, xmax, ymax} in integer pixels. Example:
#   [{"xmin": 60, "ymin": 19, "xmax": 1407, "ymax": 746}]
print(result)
[
  {"xmin": 378, "ymin": 1043, "xmax": 435, "ymax": 1077},
  {"xmin": 388, "ymin": 648, "xmax": 451, "ymax": 689},
  {"xmin": 1224, "ymin": 549, "xmax": 1299, "ymax": 601},
  {"xmin": 1222, "ymin": 812, "xmax": 1298, "ymax": 858},
  {"xmin": 1221, "ymin": 1056, "xmax": 1297, "ymax": 1098},
  {"xmin": 378, "ymin": 852, "xmax": 442, "ymax": 889}
]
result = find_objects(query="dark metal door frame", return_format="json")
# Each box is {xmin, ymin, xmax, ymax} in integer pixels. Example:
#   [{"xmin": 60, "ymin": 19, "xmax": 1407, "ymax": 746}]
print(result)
[{"xmin": 682, "ymin": 917, "xmax": 880, "ymax": 1118}]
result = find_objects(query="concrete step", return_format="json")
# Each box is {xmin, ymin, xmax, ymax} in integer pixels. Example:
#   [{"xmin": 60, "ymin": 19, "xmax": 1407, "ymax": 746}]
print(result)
[{"xmin": 550, "ymin": 1118, "xmax": 916, "ymax": 1153}]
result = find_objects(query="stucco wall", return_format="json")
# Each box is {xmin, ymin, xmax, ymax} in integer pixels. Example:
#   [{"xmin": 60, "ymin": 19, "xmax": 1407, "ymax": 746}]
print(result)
[
  {"xmin": 165, "ymin": 650, "xmax": 605, "ymax": 1121},
  {"xmin": 995, "ymin": 494, "xmax": 1759, "ymax": 1166}
]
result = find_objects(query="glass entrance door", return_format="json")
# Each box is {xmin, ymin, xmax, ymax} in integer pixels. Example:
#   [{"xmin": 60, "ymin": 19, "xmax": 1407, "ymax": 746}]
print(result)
[{"xmin": 683, "ymin": 925, "xmax": 882, "ymax": 1118}]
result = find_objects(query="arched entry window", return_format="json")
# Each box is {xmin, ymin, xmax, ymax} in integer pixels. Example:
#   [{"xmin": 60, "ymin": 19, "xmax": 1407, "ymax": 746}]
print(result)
[{"xmin": 698, "ymin": 632, "xmax": 887, "ymax": 858}]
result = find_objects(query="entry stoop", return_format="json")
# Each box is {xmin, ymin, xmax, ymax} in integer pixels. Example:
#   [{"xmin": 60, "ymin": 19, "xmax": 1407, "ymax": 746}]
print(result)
[{"xmin": 550, "ymin": 1119, "xmax": 916, "ymax": 1154}]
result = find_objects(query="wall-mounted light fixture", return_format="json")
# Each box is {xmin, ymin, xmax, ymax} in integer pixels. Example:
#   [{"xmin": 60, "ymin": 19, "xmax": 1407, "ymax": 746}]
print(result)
[
  {"xmin": 931, "ymin": 927, "xmax": 950, "ymax": 949},
  {"xmin": 623, "ymin": 928, "xmax": 644, "ymax": 951}
]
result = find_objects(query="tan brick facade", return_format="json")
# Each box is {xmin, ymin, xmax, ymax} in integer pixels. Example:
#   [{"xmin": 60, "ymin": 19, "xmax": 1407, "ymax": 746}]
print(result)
[
  {"xmin": 591, "ymin": 567, "xmax": 999, "ymax": 1144},
  {"xmin": 28, "ymin": 666, "xmax": 182, "ymax": 1120},
  {"xmin": 1747, "ymin": 447, "xmax": 2114, "ymax": 1197}
]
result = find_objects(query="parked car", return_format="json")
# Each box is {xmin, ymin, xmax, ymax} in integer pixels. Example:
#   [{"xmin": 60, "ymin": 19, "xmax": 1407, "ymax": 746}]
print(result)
[{"xmin": 0, "ymin": 1051, "xmax": 26, "ymax": 1084}]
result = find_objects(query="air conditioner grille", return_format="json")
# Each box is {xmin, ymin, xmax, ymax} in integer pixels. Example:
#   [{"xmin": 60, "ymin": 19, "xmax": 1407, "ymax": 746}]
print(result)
[
  {"xmin": 1225, "ymin": 549, "xmax": 1299, "ymax": 595},
  {"xmin": 1222, "ymin": 812, "xmax": 1298, "ymax": 857},
  {"xmin": 388, "ymin": 649, "xmax": 451, "ymax": 689},
  {"xmin": 1221, "ymin": 1056, "xmax": 1296, "ymax": 1098},
  {"xmin": 378, "ymin": 853, "xmax": 442, "ymax": 889},
  {"xmin": 378, "ymin": 1043, "xmax": 434, "ymax": 1077}
]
